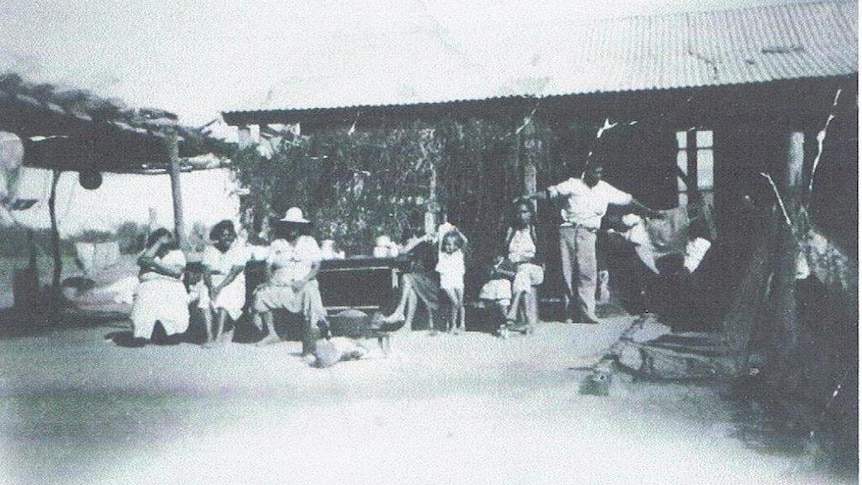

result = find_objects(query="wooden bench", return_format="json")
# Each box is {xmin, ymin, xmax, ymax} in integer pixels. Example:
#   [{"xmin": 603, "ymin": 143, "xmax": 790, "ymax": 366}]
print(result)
[{"xmin": 243, "ymin": 257, "xmax": 408, "ymax": 349}]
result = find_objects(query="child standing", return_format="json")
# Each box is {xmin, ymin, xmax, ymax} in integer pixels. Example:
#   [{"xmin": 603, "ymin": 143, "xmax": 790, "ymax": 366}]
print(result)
[{"xmin": 436, "ymin": 224, "xmax": 468, "ymax": 334}]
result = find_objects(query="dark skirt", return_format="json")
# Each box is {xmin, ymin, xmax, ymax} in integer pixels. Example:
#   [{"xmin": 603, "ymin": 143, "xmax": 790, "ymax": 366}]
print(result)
[{"xmin": 406, "ymin": 272, "xmax": 440, "ymax": 311}]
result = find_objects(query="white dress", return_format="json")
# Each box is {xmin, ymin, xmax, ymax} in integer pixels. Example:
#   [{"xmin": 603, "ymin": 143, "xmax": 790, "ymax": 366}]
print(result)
[
  {"xmin": 201, "ymin": 243, "xmax": 249, "ymax": 320},
  {"xmin": 130, "ymin": 249, "xmax": 190, "ymax": 339},
  {"xmin": 436, "ymin": 250, "xmax": 465, "ymax": 291}
]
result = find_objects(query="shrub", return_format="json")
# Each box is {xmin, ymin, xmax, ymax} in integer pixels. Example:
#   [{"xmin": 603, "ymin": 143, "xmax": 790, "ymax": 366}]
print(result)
[
  {"xmin": 0, "ymin": 226, "xmax": 75, "ymax": 258},
  {"xmin": 116, "ymin": 222, "xmax": 147, "ymax": 254}
]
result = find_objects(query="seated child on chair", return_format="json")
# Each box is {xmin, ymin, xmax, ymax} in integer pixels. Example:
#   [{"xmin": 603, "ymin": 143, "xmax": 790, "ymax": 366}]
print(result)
[{"xmin": 479, "ymin": 253, "xmax": 513, "ymax": 330}]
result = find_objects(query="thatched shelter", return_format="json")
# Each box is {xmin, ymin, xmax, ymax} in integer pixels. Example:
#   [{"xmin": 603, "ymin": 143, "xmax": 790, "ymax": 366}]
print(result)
[{"xmin": 0, "ymin": 74, "xmax": 226, "ymax": 320}]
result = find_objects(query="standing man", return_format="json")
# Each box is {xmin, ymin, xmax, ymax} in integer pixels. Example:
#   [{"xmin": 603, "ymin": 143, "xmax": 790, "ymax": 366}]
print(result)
[{"xmin": 524, "ymin": 160, "xmax": 660, "ymax": 323}]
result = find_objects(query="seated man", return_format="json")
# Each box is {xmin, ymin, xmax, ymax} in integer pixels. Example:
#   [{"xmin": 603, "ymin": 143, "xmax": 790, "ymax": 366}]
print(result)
[{"xmin": 252, "ymin": 207, "xmax": 328, "ymax": 362}]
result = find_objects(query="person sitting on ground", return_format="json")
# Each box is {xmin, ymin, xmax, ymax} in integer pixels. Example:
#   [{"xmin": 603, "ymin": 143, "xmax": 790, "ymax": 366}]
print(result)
[
  {"xmin": 128, "ymin": 228, "xmax": 189, "ymax": 346},
  {"xmin": 436, "ymin": 223, "xmax": 468, "ymax": 334},
  {"xmin": 252, "ymin": 207, "xmax": 328, "ymax": 362},
  {"xmin": 500, "ymin": 199, "xmax": 545, "ymax": 334},
  {"xmin": 378, "ymin": 221, "xmax": 440, "ymax": 333},
  {"xmin": 200, "ymin": 220, "xmax": 249, "ymax": 347}
]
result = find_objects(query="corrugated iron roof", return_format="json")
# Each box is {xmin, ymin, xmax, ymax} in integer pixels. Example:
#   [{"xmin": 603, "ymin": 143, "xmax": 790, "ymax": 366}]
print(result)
[
  {"xmin": 520, "ymin": 0, "xmax": 857, "ymax": 97},
  {"xmin": 225, "ymin": 0, "xmax": 857, "ymax": 116}
]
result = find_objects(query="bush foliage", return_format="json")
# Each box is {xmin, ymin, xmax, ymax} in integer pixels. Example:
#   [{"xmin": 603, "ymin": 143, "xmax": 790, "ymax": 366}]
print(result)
[{"xmin": 232, "ymin": 119, "xmax": 539, "ymax": 258}]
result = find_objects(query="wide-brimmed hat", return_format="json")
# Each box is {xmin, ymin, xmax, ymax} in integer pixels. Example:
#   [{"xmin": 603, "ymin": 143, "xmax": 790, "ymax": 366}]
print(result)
[{"xmin": 279, "ymin": 207, "xmax": 310, "ymax": 224}]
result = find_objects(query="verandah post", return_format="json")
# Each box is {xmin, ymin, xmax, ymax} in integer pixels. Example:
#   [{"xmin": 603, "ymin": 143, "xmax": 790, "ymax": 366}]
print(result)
[
  {"xmin": 773, "ymin": 131, "xmax": 805, "ymax": 373},
  {"xmin": 167, "ymin": 131, "xmax": 188, "ymax": 251}
]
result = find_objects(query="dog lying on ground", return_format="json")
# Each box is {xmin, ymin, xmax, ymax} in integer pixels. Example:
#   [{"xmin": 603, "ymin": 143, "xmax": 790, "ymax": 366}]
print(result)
[{"xmin": 310, "ymin": 309, "xmax": 404, "ymax": 368}]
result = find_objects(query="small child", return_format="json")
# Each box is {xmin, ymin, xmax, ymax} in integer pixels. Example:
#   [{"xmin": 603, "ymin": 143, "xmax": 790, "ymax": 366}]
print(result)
[
  {"xmin": 436, "ymin": 224, "xmax": 468, "ymax": 334},
  {"xmin": 373, "ymin": 235, "xmax": 400, "ymax": 258},
  {"xmin": 478, "ymin": 254, "xmax": 513, "ymax": 331},
  {"xmin": 183, "ymin": 262, "xmax": 213, "ymax": 343}
]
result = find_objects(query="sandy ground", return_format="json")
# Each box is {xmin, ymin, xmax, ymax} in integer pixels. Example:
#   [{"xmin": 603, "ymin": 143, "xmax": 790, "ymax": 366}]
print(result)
[{"xmin": 0, "ymin": 317, "xmax": 850, "ymax": 485}]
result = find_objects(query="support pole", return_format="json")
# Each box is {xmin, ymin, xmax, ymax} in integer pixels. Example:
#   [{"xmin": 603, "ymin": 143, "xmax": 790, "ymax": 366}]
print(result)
[
  {"xmin": 420, "ymin": 127, "xmax": 441, "ymax": 234},
  {"xmin": 48, "ymin": 169, "xmax": 62, "ymax": 290},
  {"xmin": 47, "ymin": 169, "xmax": 62, "ymax": 323},
  {"xmin": 773, "ymin": 131, "xmax": 804, "ymax": 368},
  {"xmin": 167, "ymin": 131, "xmax": 188, "ymax": 250},
  {"xmin": 520, "ymin": 115, "xmax": 540, "ymax": 207},
  {"xmin": 426, "ymin": 160, "xmax": 437, "ymax": 233}
]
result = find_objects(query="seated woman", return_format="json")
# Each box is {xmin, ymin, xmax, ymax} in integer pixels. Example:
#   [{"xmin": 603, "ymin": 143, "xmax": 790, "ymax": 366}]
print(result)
[
  {"xmin": 378, "ymin": 222, "xmax": 439, "ymax": 333},
  {"xmin": 129, "ymin": 228, "xmax": 189, "ymax": 346},
  {"xmin": 200, "ymin": 220, "xmax": 249, "ymax": 347},
  {"xmin": 498, "ymin": 199, "xmax": 545, "ymax": 334},
  {"xmin": 252, "ymin": 207, "xmax": 328, "ymax": 361}
]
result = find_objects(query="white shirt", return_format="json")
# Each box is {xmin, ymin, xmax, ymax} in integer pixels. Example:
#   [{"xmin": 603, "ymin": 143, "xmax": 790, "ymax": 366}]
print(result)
[
  {"xmin": 508, "ymin": 228, "xmax": 536, "ymax": 264},
  {"xmin": 436, "ymin": 250, "xmax": 465, "ymax": 278},
  {"xmin": 267, "ymin": 235, "xmax": 322, "ymax": 284},
  {"xmin": 139, "ymin": 249, "xmax": 186, "ymax": 282},
  {"xmin": 548, "ymin": 178, "xmax": 632, "ymax": 229},
  {"xmin": 201, "ymin": 243, "xmax": 249, "ymax": 275}
]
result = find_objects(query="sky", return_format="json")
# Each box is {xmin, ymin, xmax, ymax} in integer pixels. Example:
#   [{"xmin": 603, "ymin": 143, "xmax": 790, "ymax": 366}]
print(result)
[
  {"xmin": 0, "ymin": 0, "xmax": 819, "ymax": 126},
  {"xmin": 4, "ymin": 166, "xmax": 242, "ymax": 235}
]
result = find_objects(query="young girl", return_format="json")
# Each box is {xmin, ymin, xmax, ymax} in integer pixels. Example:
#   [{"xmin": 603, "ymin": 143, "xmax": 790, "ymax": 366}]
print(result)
[{"xmin": 436, "ymin": 224, "xmax": 468, "ymax": 334}]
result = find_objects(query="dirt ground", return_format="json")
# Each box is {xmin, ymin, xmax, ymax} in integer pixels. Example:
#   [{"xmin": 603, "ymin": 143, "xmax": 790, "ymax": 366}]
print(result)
[{"xmin": 0, "ymin": 316, "xmax": 851, "ymax": 485}]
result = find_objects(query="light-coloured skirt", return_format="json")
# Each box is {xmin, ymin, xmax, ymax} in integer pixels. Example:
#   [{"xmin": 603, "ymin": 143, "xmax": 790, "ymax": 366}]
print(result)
[
  {"xmin": 205, "ymin": 273, "xmax": 246, "ymax": 321},
  {"xmin": 479, "ymin": 278, "xmax": 512, "ymax": 304},
  {"xmin": 253, "ymin": 279, "xmax": 327, "ymax": 325},
  {"xmin": 130, "ymin": 276, "xmax": 190, "ymax": 339},
  {"xmin": 512, "ymin": 263, "xmax": 544, "ymax": 294}
]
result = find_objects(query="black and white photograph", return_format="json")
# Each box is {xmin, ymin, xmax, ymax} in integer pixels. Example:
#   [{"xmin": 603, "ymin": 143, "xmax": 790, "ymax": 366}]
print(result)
[{"xmin": 0, "ymin": 1, "xmax": 857, "ymax": 483}]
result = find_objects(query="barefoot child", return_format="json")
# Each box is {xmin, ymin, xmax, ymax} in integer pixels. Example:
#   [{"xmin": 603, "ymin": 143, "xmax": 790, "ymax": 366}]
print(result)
[{"xmin": 436, "ymin": 224, "xmax": 468, "ymax": 334}]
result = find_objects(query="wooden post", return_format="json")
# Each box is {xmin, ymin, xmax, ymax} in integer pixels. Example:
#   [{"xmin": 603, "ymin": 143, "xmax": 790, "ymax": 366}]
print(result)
[
  {"xmin": 420, "ymin": 127, "xmax": 441, "ymax": 234},
  {"xmin": 520, "ymin": 115, "xmax": 541, "ymax": 204},
  {"xmin": 47, "ymin": 169, "xmax": 62, "ymax": 322},
  {"xmin": 786, "ymin": 132, "xmax": 805, "ymax": 191},
  {"xmin": 167, "ymin": 131, "xmax": 188, "ymax": 250},
  {"xmin": 513, "ymin": 119, "xmax": 521, "ymax": 191},
  {"xmin": 48, "ymin": 169, "xmax": 62, "ymax": 290},
  {"xmin": 426, "ymin": 161, "xmax": 437, "ymax": 234},
  {"xmin": 774, "ymin": 131, "xmax": 804, "ymax": 366}
]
